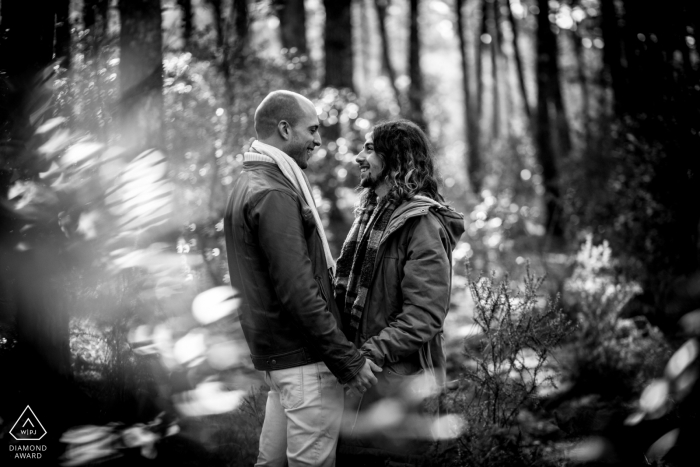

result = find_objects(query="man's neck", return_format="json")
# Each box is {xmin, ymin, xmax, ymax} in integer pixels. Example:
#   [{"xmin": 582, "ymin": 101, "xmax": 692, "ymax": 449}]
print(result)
[{"xmin": 257, "ymin": 138, "xmax": 287, "ymax": 155}]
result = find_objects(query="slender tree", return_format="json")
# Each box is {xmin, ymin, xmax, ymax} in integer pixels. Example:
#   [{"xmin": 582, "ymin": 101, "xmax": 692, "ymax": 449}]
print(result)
[
  {"xmin": 407, "ymin": 0, "xmax": 426, "ymax": 128},
  {"xmin": 475, "ymin": 0, "xmax": 488, "ymax": 118},
  {"xmin": 375, "ymin": 0, "xmax": 403, "ymax": 111},
  {"xmin": 273, "ymin": 0, "xmax": 308, "ymax": 55},
  {"xmin": 119, "ymin": 0, "xmax": 164, "ymax": 152},
  {"xmin": 489, "ymin": 0, "xmax": 502, "ymax": 138},
  {"xmin": 84, "ymin": 0, "xmax": 109, "ymax": 58},
  {"xmin": 535, "ymin": 0, "xmax": 563, "ymax": 237},
  {"xmin": 505, "ymin": 0, "xmax": 531, "ymax": 121},
  {"xmin": 177, "ymin": 0, "xmax": 194, "ymax": 46},
  {"xmin": 570, "ymin": 25, "xmax": 590, "ymax": 142},
  {"xmin": 456, "ymin": 0, "xmax": 482, "ymax": 193},
  {"xmin": 324, "ymin": 0, "xmax": 354, "ymax": 89}
]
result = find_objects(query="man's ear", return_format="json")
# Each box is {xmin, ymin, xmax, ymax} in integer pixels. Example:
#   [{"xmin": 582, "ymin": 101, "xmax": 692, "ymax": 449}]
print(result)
[{"xmin": 277, "ymin": 120, "xmax": 291, "ymax": 141}]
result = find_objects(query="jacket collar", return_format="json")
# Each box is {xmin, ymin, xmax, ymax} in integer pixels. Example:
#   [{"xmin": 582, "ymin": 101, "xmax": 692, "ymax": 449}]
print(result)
[{"xmin": 380, "ymin": 195, "xmax": 465, "ymax": 246}]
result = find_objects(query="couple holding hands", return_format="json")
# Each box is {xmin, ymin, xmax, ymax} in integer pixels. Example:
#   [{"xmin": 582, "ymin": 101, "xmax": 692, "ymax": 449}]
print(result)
[{"xmin": 224, "ymin": 90, "xmax": 464, "ymax": 467}]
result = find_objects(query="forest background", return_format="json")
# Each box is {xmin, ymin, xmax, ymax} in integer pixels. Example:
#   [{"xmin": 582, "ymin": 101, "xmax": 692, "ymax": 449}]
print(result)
[{"xmin": 1, "ymin": 0, "xmax": 699, "ymax": 466}]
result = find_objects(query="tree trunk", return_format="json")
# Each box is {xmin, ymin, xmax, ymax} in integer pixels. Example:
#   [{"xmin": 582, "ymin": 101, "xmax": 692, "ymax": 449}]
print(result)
[
  {"xmin": 600, "ymin": 0, "xmax": 627, "ymax": 113},
  {"xmin": 456, "ymin": 0, "xmax": 482, "ymax": 194},
  {"xmin": 0, "ymin": 1, "xmax": 73, "ymax": 454},
  {"xmin": 570, "ymin": 26, "xmax": 590, "ymax": 142},
  {"xmin": 273, "ymin": 0, "xmax": 307, "ymax": 55},
  {"xmin": 543, "ymin": 12, "xmax": 571, "ymax": 155},
  {"xmin": 375, "ymin": 0, "xmax": 403, "ymax": 111},
  {"xmin": 489, "ymin": 0, "xmax": 501, "ymax": 139},
  {"xmin": 407, "ymin": 0, "xmax": 426, "ymax": 128},
  {"xmin": 119, "ymin": 0, "xmax": 164, "ymax": 152},
  {"xmin": 475, "ymin": 0, "xmax": 488, "ymax": 118},
  {"xmin": 177, "ymin": 0, "xmax": 194, "ymax": 46},
  {"xmin": 324, "ymin": 0, "xmax": 354, "ymax": 90},
  {"xmin": 84, "ymin": 0, "xmax": 109, "ymax": 58},
  {"xmin": 56, "ymin": 0, "xmax": 72, "ymax": 68},
  {"xmin": 505, "ymin": 0, "xmax": 531, "ymax": 121},
  {"xmin": 536, "ymin": 0, "xmax": 563, "ymax": 237}
]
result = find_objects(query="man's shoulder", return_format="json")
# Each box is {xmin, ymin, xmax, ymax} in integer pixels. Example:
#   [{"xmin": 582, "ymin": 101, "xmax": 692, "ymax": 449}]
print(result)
[{"xmin": 238, "ymin": 165, "xmax": 299, "ymax": 200}]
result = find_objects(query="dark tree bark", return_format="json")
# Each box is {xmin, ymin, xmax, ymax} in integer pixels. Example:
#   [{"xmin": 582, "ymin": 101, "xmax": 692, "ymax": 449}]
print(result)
[
  {"xmin": 600, "ymin": 0, "xmax": 626, "ymax": 113},
  {"xmin": 570, "ymin": 26, "xmax": 590, "ymax": 141},
  {"xmin": 56, "ymin": 0, "xmax": 72, "ymax": 68},
  {"xmin": 84, "ymin": 0, "xmax": 109, "ymax": 58},
  {"xmin": 324, "ymin": 0, "xmax": 354, "ymax": 89},
  {"xmin": 505, "ymin": 0, "xmax": 531, "ymax": 120},
  {"xmin": 475, "ymin": 0, "xmax": 488, "ymax": 118},
  {"xmin": 273, "ymin": 0, "xmax": 307, "ymax": 55},
  {"xmin": 535, "ymin": 0, "xmax": 563, "ymax": 237},
  {"xmin": 456, "ymin": 0, "xmax": 482, "ymax": 193},
  {"xmin": 489, "ymin": 0, "xmax": 501, "ymax": 138},
  {"xmin": 207, "ymin": 0, "xmax": 225, "ymax": 50},
  {"xmin": 375, "ymin": 0, "xmax": 403, "ymax": 111},
  {"xmin": 0, "ymin": 1, "xmax": 74, "ymax": 456},
  {"xmin": 407, "ymin": 0, "xmax": 426, "ymax": 128},
  {"xmin": 177, "ymin": 0, "xmax": 194, "ymax": 46},
  {"xmin": 119, "ymin": 0, "xmax": 164, "ymax": 152}
]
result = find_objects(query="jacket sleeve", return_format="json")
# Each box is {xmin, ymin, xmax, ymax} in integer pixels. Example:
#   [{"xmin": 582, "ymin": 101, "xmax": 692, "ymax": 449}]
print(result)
[
  {"xmin": 252, "ymin": 190, "xmax": 366, "ymax": 383},
  {"xmin": 361, "ymin": 215, "xmax": 451, "ymax": 367}
]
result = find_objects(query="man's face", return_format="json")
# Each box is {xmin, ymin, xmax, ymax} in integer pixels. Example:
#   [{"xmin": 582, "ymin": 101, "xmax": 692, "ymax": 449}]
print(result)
[
  {"xmin": 356, "ymin": 133, "xmax": 385, "ymax": 189},
  {"xmin": 286, "ymin": 101, "xmax": 321, "ymax": 169}
]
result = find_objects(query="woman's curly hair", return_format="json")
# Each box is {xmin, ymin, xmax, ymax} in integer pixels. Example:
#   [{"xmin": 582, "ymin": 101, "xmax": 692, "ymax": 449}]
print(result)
[{"xmin": 371, "ymin": 119, "xmax": 443, "ymax": 203}]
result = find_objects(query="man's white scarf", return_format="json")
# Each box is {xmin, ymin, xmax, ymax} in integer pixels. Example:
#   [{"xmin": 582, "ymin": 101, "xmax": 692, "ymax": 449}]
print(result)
[{"xmin": 247, "ymin": 140, "xmax": 336, "ymax": 274}]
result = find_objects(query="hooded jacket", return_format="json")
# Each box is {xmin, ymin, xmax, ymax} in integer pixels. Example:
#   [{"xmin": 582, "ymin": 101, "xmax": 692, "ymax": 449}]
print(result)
[{"xmin": 337, "ymin": 195, "xmax": 465, "ymax": 386}]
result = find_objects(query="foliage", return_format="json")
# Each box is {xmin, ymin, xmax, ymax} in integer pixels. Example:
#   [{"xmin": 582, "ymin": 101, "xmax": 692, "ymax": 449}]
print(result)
[
  {"xmin": 439, "ymin": 265, "xmax": 571, "ymax": 467},
  {"xmin": 560, "ymin": 235, "xmax": 672, "ymax": 400}
]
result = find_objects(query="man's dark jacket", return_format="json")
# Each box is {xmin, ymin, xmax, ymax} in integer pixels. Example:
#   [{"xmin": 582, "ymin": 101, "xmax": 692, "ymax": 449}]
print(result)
[{"xmin": 224, "ymin": 161, "xmax": 365, "ymax": 384}]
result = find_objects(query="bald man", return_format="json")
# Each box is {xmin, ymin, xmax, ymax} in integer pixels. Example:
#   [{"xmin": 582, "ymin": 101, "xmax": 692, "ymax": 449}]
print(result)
[{"xmin": 224, "ymin": 91, "xmax": 380, "ymax": 467}]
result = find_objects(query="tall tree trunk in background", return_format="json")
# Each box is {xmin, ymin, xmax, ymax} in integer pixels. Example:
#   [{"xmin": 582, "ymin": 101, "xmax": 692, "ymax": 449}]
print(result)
[
  {"xmin": 84, "ymin": 0, "xmax": 109, "ymax": 58},
  {"xmin": 56, "ymin": 0, "xmax": 72, "ymax": 68},
  {"xmin": 177, "ymin": 0, "xmax": 194, "ymax": 46},
  {"xmin": 456, "ymin": 0, "xmax": 482, "ymax": 193},
  {"xmin": 506, "ymin": 0, "xmax": 531, "ymax": 121},
  {"xmin": 207, "ymin": 0, "xmax": 225, "ymax": 50},
  {"xmin": 407, "ymin": 0, "xmax": 426, "ymax": 128},
  {"xmin": 475, "ymin": 0, "xmax": 487, "ymax": 118},
  {"xmin": 0, "ymin": 1, "xmax": 74, "ymax": 455},
  {"xmin": 324, "ymin": 0, "xmax": 354, "ymax": 90},
  {"xmin": 570, "ymin": 26, "xmax": 590, "ymax": 142},
  {"xmin": 535, "ymin": 0, "xmax": 563, "ymax": 238},
  {"xmin": 273, "ymin": 0, "xmax": 307, "ymax": 55},
  {"xmin": 600, "ymin": 0, "xmax": 627, "ymax": 113},
  {"xmin": 119, "ymin": 0, "xmax": 164, "ymax": 152},
  {"xmin": 375, "ymin": 0, "xmax": 403, "ymax": 112},
  {"xmin": 321, "ymin": 0, "xmax": 354, "ymax": 254},
  {"xmin": 489, "ymin": 0, "xmax": 501, "ymax": 139}
]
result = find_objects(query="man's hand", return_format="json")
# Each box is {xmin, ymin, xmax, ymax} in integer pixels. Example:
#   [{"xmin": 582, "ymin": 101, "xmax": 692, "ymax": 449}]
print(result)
[{"xmin": 345, "ymin": 359, "xmax": 382, "ymax": 397}]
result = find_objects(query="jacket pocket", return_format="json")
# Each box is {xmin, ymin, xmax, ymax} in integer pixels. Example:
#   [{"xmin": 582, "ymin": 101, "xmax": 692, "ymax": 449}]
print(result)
[{"xmin": 386, "ymin": 359, "xmax": 423, "ymax": 376}]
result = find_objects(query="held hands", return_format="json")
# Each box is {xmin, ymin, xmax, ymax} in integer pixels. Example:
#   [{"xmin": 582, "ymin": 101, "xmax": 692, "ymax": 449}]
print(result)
[{"xmin": 345, "ymin": 359, "xmax": 382, "ymax": 397}]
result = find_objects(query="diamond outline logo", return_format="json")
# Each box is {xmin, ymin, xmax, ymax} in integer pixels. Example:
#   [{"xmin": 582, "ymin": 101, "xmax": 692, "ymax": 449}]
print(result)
[{"xmin": 10, "ymin": 406, "xmax": 47, "ymax": 441}]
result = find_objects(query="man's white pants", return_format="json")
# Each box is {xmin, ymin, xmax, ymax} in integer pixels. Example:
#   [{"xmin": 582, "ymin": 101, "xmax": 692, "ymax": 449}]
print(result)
[{"xmin": 255, "ymin": 362, "xmax": 344, "ymax": 467}]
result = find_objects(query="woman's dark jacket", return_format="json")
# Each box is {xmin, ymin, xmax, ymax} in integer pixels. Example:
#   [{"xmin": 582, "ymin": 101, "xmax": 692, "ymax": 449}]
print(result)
[
  {"xmin": 337, "ymin": 196, "xmax": 465, "ymax": 384},
  {"xmin": 224, "ymin": 161, "xmax": 365, "ymax": 384}
]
